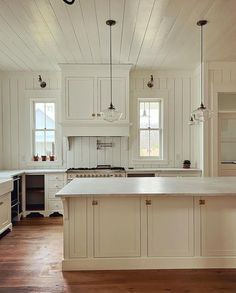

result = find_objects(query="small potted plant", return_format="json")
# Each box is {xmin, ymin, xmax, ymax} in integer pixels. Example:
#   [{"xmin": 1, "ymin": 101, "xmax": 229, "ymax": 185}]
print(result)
[
  {"xmin": 33, "ymin": 154, "xmax": 39, "ymax": 161},
  {"xmin": 183, "ymin": 160, "xmax": 191, "ymax": 169},
  {"xmin": 49, "ymin": 155, "xmax": 55, "ymax": 161},
  {"xmin": 41, "ymin": 155, "xmax": 47, "ymax": 161}
]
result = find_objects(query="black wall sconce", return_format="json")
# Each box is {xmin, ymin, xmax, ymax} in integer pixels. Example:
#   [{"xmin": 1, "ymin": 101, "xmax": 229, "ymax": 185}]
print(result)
[
  {"xmin": 147, "ymin": 75, "xmax": 154, "ymax": 88},
  {"xmin": 38, "ymin": 75, "xmax": 47, "ymax": 88},
  {"xmin": 62, "ymin": 0, "xmax": 75, "ymax": 4}
]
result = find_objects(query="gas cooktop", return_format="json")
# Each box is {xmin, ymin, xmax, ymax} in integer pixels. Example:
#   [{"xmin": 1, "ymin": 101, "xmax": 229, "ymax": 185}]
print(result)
[{"xmin": 67, "ymin": 165, "xmax": 125, "ymax": 172}]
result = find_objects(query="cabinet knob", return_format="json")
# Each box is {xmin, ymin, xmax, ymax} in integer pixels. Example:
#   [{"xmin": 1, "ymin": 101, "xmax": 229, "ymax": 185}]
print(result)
[
  {"xmin": 92, "ymin": 113, "xmax": 96, "ymax": 117},
  {"xmin": 145, "ymin": 199, "xmax": 152, "ymax": 206},
  {"xmin": 92, "ymin": 200, "xmax": 98, "ymax": 206},
  {"xmin": 0, "ymin": 202, "xmax": 3, "ymax": 206},
  {"xmin": 97, "ymin": 113, "xmax": 101, "ymax": 117},
  {"xmin": 199, "ymin": 199, "xmax": 205, "ymax": 205}
]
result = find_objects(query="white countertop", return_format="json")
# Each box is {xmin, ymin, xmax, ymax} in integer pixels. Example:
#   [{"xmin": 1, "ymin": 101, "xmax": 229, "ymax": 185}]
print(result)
[
  {"xmin": 56, "ymin": 177, "xmax": 236, "ymax": 197},
  {"xmin": 125, "ymin": 168, "xmax": 201, "ymax": 173},
  {"xmin": 0, "ymin": 169, "xmax": 67, "ymax": 178}
]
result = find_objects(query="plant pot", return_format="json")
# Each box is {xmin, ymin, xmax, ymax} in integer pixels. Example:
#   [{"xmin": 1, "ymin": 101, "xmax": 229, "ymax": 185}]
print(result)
[
  {"xmin": 41, "ymin": 155, "xmax": 47, "ymax": 161},
  {"xmin": 183, "ymin": 160, "xmax": 191, "ymax": 169},
  {"xmin": 33, "ymin": 155, "xmax": 39, "ymax": 161},
  {"xmin": 49, "ymin": 155, "xmax": 55, "ymax": 161}
]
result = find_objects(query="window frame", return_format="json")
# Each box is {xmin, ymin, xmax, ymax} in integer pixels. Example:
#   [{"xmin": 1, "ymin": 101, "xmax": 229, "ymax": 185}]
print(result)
[
  {"xmin": 30, "ymin": 98, "xmax": 58, "ymax": 161},
  {"xmin": 137, "ymin": 98, "xmax": 164, "ymax": 161}
]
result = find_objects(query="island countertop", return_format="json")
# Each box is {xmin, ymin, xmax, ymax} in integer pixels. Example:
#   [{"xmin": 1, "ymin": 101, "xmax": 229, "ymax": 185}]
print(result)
[{"xmin": 56, "ymin": 177, "xmax": 236, "ymax": 197}]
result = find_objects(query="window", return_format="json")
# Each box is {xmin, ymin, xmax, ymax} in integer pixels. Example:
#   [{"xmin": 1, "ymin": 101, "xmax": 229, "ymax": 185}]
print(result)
[
  {"xmin": 33, "ymin": 102, "xmax": 56, "ymax": 157},
  {"xmin": 139, "ymin": 100, "xmax": 162, "ymax": 158}
]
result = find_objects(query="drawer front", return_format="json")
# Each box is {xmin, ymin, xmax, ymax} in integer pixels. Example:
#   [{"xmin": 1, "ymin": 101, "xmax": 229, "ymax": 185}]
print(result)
[
  {"xmin": 48, "ymin": 200, "xmax": 63, "ymax": 211},
  {"xmin": 47, "ymin": 173, "xmax": 65, "ymax": 182},
  {"xmin": 0, "ymin": 193, "xmax": 11, "ymax": 230},
  {"xmin": 47, "ymin": 180, "xmax": 64, "ymax": 189}
]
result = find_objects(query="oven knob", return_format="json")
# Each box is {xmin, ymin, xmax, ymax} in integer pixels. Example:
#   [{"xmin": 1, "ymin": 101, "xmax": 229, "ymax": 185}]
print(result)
[
  {"xmin": 87, "ymin": 174, "xmax": 90, "ymax": 177},
  {"xmin": 76, "ymin": 174, "xmax": 79, "ymax": 178}
]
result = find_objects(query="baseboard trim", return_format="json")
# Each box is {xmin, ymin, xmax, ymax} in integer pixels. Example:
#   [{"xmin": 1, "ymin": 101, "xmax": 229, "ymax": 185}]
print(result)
[{"xmin": 62, "ymin": 256, "xmax": 236, "ymax": 271}]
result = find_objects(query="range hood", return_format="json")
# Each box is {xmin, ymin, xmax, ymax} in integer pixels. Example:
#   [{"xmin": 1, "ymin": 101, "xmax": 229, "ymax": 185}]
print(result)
[{"xmin": 61, "ymin": 122, "xmax": 130, "ymax": 137}]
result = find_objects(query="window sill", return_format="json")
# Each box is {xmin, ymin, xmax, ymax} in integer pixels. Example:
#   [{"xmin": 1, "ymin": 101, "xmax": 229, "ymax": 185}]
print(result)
[
  {"xmin": 133, "ymin": 159, "xmax": 169, "ymax": 165},
  {"xmin": 26, "ymin": 160, "xmax": 63, "ymax": 168}
]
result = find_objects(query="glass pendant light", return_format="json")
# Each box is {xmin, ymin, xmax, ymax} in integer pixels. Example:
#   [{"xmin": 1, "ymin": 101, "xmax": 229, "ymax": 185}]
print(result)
[
  {"xmin": 190, "ymin": 20, "xmax": 212, "ymax": 124},
  {"xmin": 102, "ymin": 20, "xmax": 122, "ymax": 122}
]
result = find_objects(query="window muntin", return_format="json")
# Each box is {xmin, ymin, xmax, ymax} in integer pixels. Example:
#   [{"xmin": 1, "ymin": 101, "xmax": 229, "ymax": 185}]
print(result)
[
  {"xmin": 33, "ymin": 102, "xmax": 56, "ymax": 157},
  {"xmin": 139, "ymin": 100, "xmax": 162, "ymax": 158}
]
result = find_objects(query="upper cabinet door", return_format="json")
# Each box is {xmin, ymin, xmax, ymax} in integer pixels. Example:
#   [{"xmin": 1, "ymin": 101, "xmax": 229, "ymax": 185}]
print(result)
[
  {"xmin": 98, "ymin": 77, "xmax": 127, "ymax": 121},
  {"xmin": 65, "ymin": 77, "xmax": 95, "ymax": 121}
]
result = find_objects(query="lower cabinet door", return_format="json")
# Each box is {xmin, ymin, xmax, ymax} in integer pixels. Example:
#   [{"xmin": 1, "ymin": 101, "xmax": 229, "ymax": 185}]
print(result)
[
  {"xmin": 94, "ymin": 197, "xmax": 141, "ymax": 258},
  {"xmin": 201, "ymin": 197, "xmax": 236, "ymax": 256},
  {"xmin": 0, "ymin": 193, "xmax": 11, "ymax": 232},
  {"xmin": 147, "ymin": 197, "xmax": 194, "ymax": 257},
  {"xmin": 69, "ymin": 198, "xmax": 87, "ymax": 258}
]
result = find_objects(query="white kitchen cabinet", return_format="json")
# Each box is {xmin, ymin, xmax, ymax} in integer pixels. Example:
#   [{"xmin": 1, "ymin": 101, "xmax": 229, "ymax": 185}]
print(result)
[
  {"xmin": 147, "ymin": 197, "xmax": 194, "ymax": 257},
  {"xmin": 60, "ymin": 64, "xmax": 131, "ymax": 136},
  {"xmin": 0, "ymin": 192, "xmax": 11, "ymax": 234},
  {"xmin": 93, "ymin": 196, "xmax": 141, "ymax": 257},
  {"xmin": 201, "ymin": 196, "xmax": 236, "ymax": 256},
  {"xmin": 65, "ymin": 77, "xmax": 95, "ymax": 121},
  {"xmin": 45, "ymin": 173, "xmax": 66, "ymax": 215}
]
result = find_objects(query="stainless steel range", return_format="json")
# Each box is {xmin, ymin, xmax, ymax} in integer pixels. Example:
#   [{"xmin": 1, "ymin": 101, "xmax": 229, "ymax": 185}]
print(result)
[{"xmin": 66, "ymin": 165, "xmax": 126, "ymax": 182}]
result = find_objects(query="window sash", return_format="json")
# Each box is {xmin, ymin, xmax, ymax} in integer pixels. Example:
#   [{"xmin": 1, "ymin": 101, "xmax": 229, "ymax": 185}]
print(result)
[
  {"xmin": 33, "ymin": 102, "xmax": 56, "ymax": 157},
  {"xmin": 139, "ymin": 100, "xmax": 162, "ymax": 158}
]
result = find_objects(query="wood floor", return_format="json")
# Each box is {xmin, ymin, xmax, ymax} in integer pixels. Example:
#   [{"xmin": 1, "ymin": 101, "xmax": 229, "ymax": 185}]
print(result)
[{"xmin": 1, "ymin": 219, "xmax": 236, "ymax": 293}]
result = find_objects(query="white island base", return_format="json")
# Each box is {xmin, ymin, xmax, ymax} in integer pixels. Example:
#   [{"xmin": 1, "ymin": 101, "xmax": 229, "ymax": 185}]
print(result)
[{"xmin": 56, "ymin": 177, "xmax": 236, "ymax": 271}]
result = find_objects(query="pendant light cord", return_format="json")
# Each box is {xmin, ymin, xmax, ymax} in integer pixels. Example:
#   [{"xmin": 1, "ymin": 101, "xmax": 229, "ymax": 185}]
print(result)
[
  {"xmin": 200, "ymin": 23, "xmax": 203, "ymax": 105},
  {"xmin": 109, "ymin": 23, "xmax": 113, "ymax": 108}
]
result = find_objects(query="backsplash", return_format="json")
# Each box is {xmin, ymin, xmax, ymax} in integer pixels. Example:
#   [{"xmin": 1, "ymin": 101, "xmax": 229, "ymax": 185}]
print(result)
[{"xmin": 66, "ymin": 137, "xmax": 129, "ymax": 168}]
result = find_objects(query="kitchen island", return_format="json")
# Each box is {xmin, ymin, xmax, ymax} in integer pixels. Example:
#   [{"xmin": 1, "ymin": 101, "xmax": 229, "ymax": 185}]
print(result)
[{"xmin": 56, "ymin": 177, "xmax": 236, "ymax": 271}]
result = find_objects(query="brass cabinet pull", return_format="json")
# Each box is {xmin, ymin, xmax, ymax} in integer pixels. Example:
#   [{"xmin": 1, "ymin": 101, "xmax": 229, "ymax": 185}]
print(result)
[
  {"xmin": 0, "ymin": 202, "xmax": 3, "ymax": 206},
  {"xmin": 199, "ymin": 199, "xmax": 205, "ymax": 205},
  {"xmin": 92, "ymin": 113, "xmax": 96, "ymax": 117},
  {"xmin": 97, "ymin": 113, "xmax": 101, "ymax": 117},
  {"xmin": 92, "ymin": 200, "xmax": 98, "ymax": 206},
  {"xmin": 146, "ymin": 199, "xmax": 152, "ymax": 206}
]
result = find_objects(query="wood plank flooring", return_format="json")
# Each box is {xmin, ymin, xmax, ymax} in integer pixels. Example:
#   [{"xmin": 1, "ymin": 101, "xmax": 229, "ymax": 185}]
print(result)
[{"xmin": 1, "ymin": 218, "xmax": 236, "ymax": 292}]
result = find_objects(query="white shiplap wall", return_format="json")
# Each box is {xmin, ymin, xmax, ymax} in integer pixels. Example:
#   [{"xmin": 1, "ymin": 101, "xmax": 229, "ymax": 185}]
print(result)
[
  {"xmin": 0, "ymin": 69, "xmax": 202, "ymax": 169},
  {"xmin": 0, "ymin": 74, "xmax": 3, "ymax": 168},
  {"xmin": 1, "ymin": 71, "xmax": 61, "ymax": 169},
  {"xmin": 205, "ymin": 62, "xmax": 236, "ymax": 176},
  {"xmin": 129, "ymin": 70, "xmax": 202, "ymax": 169},
  {"xmin": 67, "ymin": 137, "xmax": 129, "ymax": 168}
]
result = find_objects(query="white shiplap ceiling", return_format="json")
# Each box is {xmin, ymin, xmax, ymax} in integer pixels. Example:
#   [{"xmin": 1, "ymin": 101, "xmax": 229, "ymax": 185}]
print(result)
[{"xmin": 0, "ymin": 0, "xmax": 236, "ymax": 71}]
